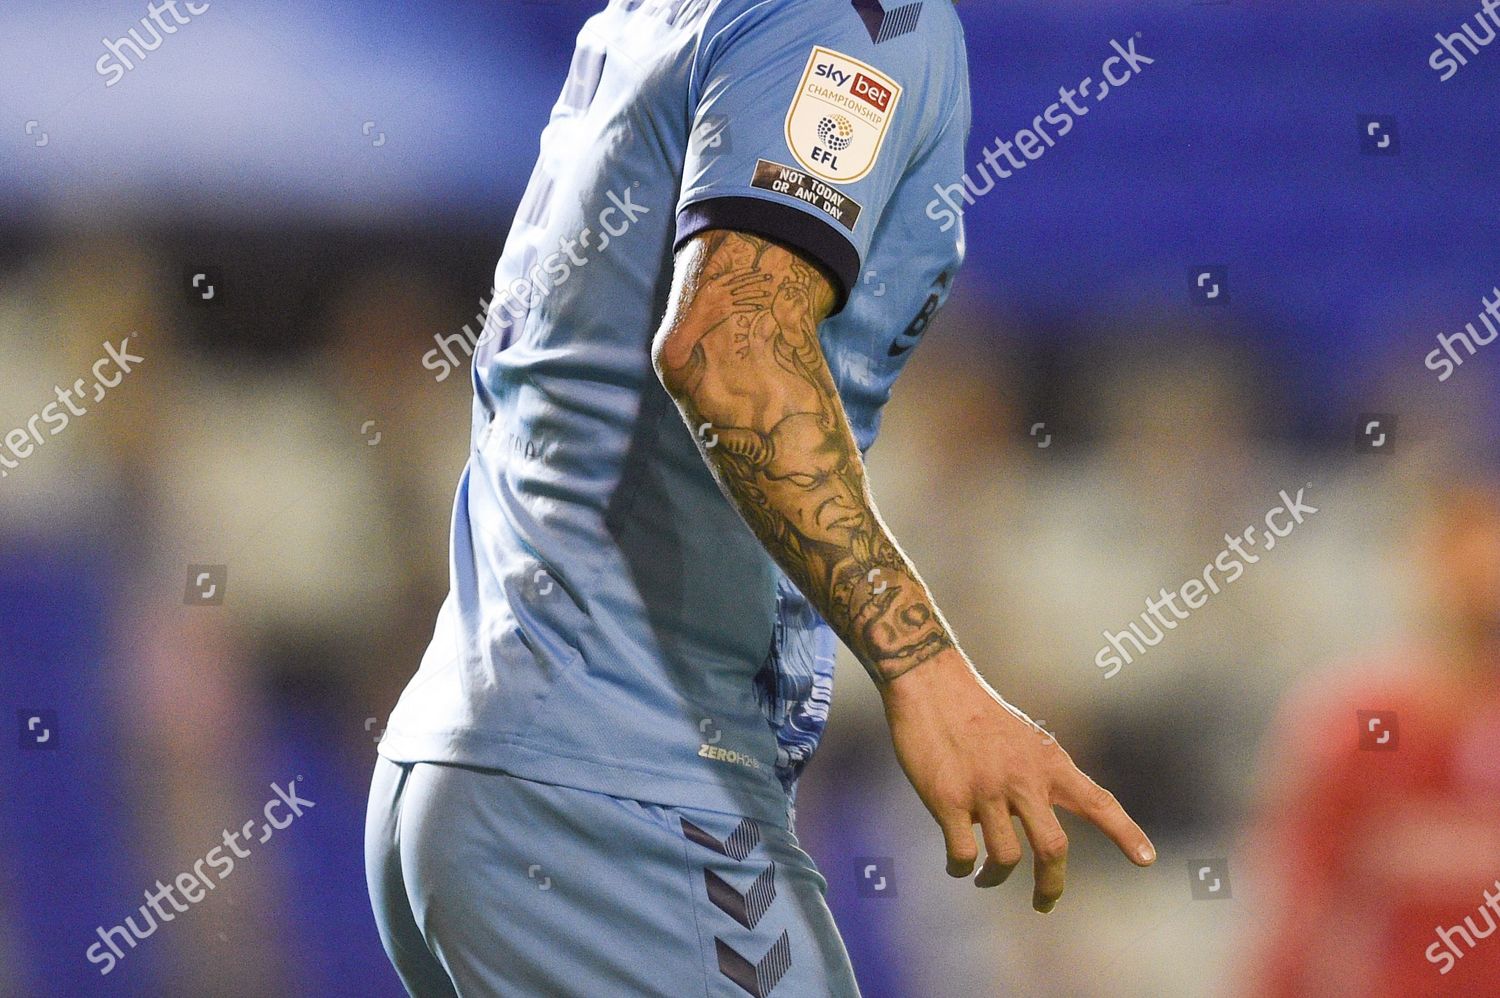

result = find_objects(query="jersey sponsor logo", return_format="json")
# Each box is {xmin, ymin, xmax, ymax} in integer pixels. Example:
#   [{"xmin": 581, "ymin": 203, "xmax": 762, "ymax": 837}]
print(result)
[
  {"xmin": 784, "ymin": 47, "xmax": 901, "ymax": 184},
  {"xmin": 699, "ymin": 742, "xmax": 764, "ymax": 771},
  {"xmin": 750, "ymin": 159, "xmax": 864, "ymax": 231}
]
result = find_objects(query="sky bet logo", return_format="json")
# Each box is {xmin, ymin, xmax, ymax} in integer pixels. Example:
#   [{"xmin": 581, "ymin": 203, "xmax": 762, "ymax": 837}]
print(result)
[
  {"xmin": 814, "ymin": 65, "xmax": 893, "ymax": 113},
  {"xmin": 788, "ymin": 48, "xmax": 901, "ymax": 183},
  {"xmin": 852, "ymin": 73, "xmax": 893, "ymax": 112},
  {"xmin": 815, "ymin": 63, "xmax": 854, "ymax": 88}
]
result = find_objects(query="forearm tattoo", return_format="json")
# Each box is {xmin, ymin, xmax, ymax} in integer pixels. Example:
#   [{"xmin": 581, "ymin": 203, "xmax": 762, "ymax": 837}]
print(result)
[{"xmin": 657, "ymin": 231, "xmax": 954, "ymax": 683}]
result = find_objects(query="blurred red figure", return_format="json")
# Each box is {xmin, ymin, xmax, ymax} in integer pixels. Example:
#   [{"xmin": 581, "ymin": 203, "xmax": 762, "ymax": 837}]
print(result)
[{"xmin": 1244, "ymin": 479, "xmax": 1500, "ymax": 997}]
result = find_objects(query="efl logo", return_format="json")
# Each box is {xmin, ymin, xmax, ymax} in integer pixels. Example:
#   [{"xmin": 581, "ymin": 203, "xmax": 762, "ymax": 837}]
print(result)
[
  {"xmin": 851, "ymin": 73, "xmax": 892, "ymax": 111},
  {"xmin": 786, "ymin": 47, "xmax": 902, "ymax": 183}
]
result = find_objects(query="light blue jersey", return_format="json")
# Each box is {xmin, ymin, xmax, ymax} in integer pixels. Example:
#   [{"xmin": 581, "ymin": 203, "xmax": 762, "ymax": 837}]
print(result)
[{"xmin": 380, "ymin": 0, "xmax": 970, "ymax": 828}]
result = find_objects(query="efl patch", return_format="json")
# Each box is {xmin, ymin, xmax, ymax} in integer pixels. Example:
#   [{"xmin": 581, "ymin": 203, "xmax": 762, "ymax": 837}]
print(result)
[
  {"xmin": 784, "ymin": 47, "xmax": 902, "ymax": 184},
  {"xmin": 751, "ymin": 159, "xmax": 864, "ymax": 231}
]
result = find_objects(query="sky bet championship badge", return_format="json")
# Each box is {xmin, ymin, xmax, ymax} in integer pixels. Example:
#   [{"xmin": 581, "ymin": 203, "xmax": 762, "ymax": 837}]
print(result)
[{"xmin": 784, "ymin": 47, "xmax": 902, "ymax": 184}]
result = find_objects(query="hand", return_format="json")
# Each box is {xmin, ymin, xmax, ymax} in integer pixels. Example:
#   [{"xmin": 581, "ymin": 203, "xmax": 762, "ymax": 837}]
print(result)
[{"xmin": 880, "ymin": 650, "xmax": 1156, "ymax": 912}]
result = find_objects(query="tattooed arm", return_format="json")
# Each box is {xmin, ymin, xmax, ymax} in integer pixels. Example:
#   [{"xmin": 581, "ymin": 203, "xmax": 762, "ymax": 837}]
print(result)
[
  {"xmin": 654, "ymin": 231, "xmax": 1155, "ymax": 910},
  {"xmin": 653, "ymin": 229, "xmax": 949, "ymax": 681}
]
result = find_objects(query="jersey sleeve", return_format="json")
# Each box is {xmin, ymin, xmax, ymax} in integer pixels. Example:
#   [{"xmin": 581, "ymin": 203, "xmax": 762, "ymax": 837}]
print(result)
[{"xmin": 676, "ymin": 0, "xmax": 954, "ymax": 312}]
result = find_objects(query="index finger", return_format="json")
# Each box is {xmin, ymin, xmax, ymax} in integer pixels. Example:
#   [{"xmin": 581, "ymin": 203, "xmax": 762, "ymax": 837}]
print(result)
[{"xmin": 1058, "ymin": 771, "xmax": 1156, "ymax": 866}]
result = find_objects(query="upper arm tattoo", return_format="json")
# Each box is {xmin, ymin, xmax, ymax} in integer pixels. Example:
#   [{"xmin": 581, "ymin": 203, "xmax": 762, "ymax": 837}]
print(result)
[{"xmin": 656, "ymin": 230, "xmax": 954, "ymax": 682}]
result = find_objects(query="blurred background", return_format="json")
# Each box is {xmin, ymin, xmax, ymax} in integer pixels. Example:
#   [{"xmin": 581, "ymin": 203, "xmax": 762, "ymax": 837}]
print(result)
[{"xmin": 3, "ymin": 1, "xmax": 1500, "ymax": 995}]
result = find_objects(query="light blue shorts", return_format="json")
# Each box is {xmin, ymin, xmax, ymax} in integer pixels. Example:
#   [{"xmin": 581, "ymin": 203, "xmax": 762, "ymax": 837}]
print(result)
[{"xmin": 365, "ymin": 757, "xmax": 860, "ymax": 997}]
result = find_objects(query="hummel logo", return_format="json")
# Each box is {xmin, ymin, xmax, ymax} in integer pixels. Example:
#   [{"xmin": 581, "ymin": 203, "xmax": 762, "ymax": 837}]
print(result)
[
  {"xmin": 681, "ymin": 817, "xmax": 761, "ymax": 862},
  {"xmin": 706, "ymin": 865, "xmax": 777, "ymax": 930},
  {"xmin": 716, "ymin": 932, "xmax": 792, "ymax": 998},
  {"xmin": 851, "ymin": 0, "xmax": 923, "ymax": 44}
]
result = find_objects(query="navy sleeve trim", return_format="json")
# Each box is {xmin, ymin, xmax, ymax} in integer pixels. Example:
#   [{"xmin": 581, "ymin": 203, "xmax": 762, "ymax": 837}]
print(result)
[{"xmin": 675, "ymin": 197, "xmax": 858, "ymax": 314}]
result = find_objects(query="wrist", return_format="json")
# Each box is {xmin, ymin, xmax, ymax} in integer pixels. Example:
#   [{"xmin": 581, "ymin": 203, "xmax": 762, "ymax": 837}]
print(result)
[{"xmin": 876, "ymin": 646, "xmax": 973, "ymax": 705}]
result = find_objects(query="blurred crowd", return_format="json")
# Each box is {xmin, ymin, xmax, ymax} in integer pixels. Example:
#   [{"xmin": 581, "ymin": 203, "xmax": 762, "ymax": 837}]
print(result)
[{"xmin": 2, "ymin": 228, "xmax": 1498, "ymax": 997}]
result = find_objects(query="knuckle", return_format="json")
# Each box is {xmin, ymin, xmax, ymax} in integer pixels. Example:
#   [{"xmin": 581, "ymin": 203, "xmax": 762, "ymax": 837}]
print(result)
[
  {"xmin": 1009, "ymin": 777, "xmax": 1047, "ymax": 806},
  {"xmin": 1034, "ymin": 829, "xmax": 1069, "ymax": 861},
  {"xmin": 979, "ymin": 784, "xmax": 1014, "ymax": 810},
  {"xmin": 1083, "ymin": 782, "xmax": 1118, "ymax": 812},
  {"xmin": 936, "ymin": 784, "xmax": 973, "ymax": 813},
  {"xmin": 943, "ymin": 793, "xmax": 975, "ymax": 816}
]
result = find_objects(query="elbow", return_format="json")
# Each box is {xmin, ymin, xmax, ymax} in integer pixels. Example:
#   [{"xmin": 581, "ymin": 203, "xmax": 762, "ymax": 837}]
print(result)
[{"xmin": 650, "ymin": 323, "xmax": 689, "ymax": 399}]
